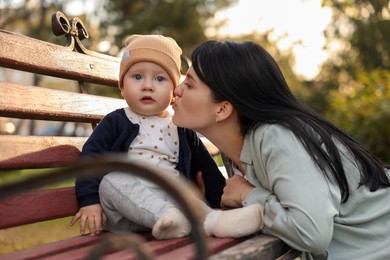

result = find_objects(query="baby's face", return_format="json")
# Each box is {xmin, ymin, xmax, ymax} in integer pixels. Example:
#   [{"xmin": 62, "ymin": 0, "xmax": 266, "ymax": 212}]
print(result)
[{"xmin": 121, "ymin": 62, "xmax": 174, "ymax": 118}]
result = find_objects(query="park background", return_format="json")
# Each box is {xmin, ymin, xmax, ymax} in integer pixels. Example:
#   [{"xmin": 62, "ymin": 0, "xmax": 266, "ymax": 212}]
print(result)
[{"xmin": 0, "ymin": 0, "xmax": 389, "ymax": 254}]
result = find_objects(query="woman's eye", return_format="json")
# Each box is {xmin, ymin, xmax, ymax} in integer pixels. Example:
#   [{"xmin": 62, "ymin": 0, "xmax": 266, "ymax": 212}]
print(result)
[
  {"xmin": 184, "ymin": 82, "xmax": 191, "ymax": 88},
  {"xmin": 155, "ymin": 76, "xmax": 165, "ymax": 82}
]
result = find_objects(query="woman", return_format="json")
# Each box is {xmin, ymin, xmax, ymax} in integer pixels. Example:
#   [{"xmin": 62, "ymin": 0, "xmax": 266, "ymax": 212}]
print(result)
[{"xmin": 172, "ymin": 40, "xmax": 390, "ymax": 259}]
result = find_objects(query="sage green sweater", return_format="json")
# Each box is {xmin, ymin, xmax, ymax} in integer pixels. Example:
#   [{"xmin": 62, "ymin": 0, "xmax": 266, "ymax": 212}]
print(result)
[{"xmin": 239, "ymin": 124, "xmax": 390, "ymax": 260}]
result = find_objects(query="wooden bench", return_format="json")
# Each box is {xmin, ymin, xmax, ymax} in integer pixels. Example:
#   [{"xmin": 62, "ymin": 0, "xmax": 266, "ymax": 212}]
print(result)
[{"xmin": 0, "ymin": 11, "xmax": 300, "ymax": 259}]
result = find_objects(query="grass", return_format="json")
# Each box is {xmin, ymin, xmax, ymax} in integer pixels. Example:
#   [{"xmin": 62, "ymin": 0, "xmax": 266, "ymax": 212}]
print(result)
[{"xmin": 0, "ymin": 217, "xmax": 80, "ymax": 255}]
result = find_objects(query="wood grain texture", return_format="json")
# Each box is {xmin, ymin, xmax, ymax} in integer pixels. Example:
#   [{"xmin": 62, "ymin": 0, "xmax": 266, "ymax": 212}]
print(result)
[
  {"xmin": 0, "ymin": 187, "xmax": 78, "ymax": 229},
  {"xmin": 208, "ymin": 233, "xmax": 298, "ymax": 259},
  {"xmin": 0, "ymin": 29, "xmax": 120, "ymax": 86},
  {"xmin": 0, "ymin": 135, "xmax": 86, "ymax": 169},
  {"xmin": 0, "ymin": 83, "xmax": 126, "ymax": 122},
  {"xmin": 1, "ymin": 232, "xmax": 250, "ymax": 260}
]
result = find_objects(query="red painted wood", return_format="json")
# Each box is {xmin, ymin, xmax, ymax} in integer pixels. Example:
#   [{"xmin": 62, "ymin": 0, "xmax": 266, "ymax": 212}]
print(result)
[
  {"xmin": 0, "ymin": 187, "xmax": 78, "ymax": 228},
  {"xmin": 0, "ymin": 135, "xmax": 85, "ymax": 170},
  {"xmin": 0, "ymin": 234, "xmax": 107, "ymax": 260},
  {"xmin": 39, "ymin": 236, "xmax": 191, "ymax": 260},
  {"xmin": 154, "ymin": 237, "xmax": 242, "ymax": 260}
]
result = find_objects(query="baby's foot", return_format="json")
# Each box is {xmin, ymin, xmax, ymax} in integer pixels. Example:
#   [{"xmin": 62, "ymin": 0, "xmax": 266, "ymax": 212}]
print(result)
[{"xmin": 152, "ymin": 207, "xmax": 191, "ymax": 239}]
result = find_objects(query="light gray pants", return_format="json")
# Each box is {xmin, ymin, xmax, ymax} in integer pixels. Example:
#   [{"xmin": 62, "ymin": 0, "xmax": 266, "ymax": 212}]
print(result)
[{"xmin": 99, "ymin": 171, "xmax": 176, "ymax": 233}]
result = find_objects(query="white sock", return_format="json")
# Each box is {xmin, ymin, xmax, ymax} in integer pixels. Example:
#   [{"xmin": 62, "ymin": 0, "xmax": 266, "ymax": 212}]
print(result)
[
  {"xmin": 203, "ymin": 203, "xmax": 264, "ymax": 238},
  {"xmin": 152, "ymin": 207, "xmax": 191, "ymax": 240}
]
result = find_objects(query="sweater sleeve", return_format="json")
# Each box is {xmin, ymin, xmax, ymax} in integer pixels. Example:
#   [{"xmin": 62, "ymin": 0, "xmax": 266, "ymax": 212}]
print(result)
[
  {"xmin": 243, "ymin": 125, "xmax": 339, "ymax": 255},
  {"xmin": 75, "ymin": 112, "xmax": 120, "ymax": 208}
]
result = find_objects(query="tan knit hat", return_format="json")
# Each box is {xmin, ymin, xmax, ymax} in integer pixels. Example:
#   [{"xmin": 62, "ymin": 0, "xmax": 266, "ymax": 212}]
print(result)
[{"xmin": 119, "ymin": 35, "xmax": 182, "ymax": 89}]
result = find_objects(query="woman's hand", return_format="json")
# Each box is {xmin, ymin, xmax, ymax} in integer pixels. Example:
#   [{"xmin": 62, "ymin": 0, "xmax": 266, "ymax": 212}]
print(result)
[
  {"xmin": 221, "ymin": 175, "xmax": 255, "ymax": 209},
  {"xmin": 70, "ymin": 204, "xmax": 107, "ymax": 236}
]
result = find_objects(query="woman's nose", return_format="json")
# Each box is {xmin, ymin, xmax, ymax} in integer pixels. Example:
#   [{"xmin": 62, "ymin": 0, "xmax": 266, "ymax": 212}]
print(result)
[{"xmin": 174, "ymin": 83, "xmax": 183, "ymax": 96}]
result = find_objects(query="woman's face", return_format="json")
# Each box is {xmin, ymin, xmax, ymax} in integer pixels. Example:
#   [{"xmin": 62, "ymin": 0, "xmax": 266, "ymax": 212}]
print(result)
[{"xmin": 172, "ymin": 66, "xmax": 220, "ymax": 132}]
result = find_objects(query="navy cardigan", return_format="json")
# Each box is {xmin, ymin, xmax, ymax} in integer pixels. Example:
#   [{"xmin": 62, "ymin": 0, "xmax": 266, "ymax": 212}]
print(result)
[{"xmin": 75, "ymin": 108, "xmax": 226, "ymax": 209}]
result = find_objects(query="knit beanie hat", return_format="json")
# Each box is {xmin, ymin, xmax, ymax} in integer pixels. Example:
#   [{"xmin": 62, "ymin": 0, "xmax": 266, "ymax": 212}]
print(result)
[{"xmin": 119, "ymin": 34, "xmax": 182, "ymax": 89}]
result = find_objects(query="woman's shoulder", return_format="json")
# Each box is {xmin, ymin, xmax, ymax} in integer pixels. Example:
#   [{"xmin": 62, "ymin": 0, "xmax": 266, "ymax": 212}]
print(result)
[
  {"xmin": 251, "ymin": 124, "xmax": 293, "ymax": 138},
  {"xmin": 247, "ymin": 123, "xmax": 303, "ymax": 150}
]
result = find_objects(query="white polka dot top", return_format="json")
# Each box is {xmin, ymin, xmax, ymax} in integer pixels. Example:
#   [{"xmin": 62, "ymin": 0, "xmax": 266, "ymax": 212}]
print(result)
[{"xmin": 124, "ymin": 107, "xmax": 180, "ymax": 176}]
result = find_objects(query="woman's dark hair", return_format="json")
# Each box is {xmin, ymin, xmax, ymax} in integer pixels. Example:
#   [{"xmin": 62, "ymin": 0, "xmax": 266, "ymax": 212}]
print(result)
[{"xmin": 191, "ymin": 40, "xmax": 390, "ymax": 202}]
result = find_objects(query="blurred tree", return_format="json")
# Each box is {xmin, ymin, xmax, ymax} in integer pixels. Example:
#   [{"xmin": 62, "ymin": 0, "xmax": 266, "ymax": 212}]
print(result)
[
  {"xmin": 317, "ymin": 0, "xmax": 390, "ymax": 94},
  {"xmin": 1, "ymin": 0, "xmax": 237, "ymax": 56},
  {"xmin": 0, "ymin": 0, "xmax": 72, "ymax": 44},
  {"xmin": 96, "ymin": 0, "xmax": 237, "ymax": 57},
  {"xmin": 326, "ymin": 69, "xmax": 390, "ymax": 162},
  {"xmin": 315, "ymin": 0, "xmax": 390, "ymax": 162},
  {"xmin": 322, "ymin": 0, "xmax": 389, "ymax": 73}
]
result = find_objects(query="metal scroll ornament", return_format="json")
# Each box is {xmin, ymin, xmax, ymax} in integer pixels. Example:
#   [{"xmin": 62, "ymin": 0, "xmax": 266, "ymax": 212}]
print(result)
[{"xmin": 51, "ymin": 11, "xmax": 117, "ymax": 61}]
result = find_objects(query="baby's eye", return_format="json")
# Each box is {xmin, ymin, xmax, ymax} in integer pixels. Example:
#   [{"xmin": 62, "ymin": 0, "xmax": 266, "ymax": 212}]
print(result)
[
  {"xmin": 155, "ymin": 76, "xmax": 165, "ymax": 82},
  {"xmin": 133, "ymin": 74, "xmax": 142, "ymax": 80}
]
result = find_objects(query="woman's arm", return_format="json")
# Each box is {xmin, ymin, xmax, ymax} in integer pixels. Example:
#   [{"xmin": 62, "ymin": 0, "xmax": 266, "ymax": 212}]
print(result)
[{"xmin": 244, "ymin": 125, "xmax": 340, "ymax": 254}]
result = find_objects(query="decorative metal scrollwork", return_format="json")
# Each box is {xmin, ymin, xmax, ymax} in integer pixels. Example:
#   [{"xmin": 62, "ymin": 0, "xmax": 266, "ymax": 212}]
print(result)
[{"xmin": 51, "ymin": 11, "xmax": 117, "ymax": 61}]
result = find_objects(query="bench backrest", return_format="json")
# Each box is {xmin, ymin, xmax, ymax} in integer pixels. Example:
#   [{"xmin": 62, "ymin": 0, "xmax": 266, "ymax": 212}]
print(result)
[{"xmin": 0, "ymin": 25, "xmax": 126, "ymax": 228}]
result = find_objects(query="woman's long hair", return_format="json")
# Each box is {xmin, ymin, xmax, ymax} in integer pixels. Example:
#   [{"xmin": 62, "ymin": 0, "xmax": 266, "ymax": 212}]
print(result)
[{"xmin": 191, "ymin": 40, "xmax": 390, "ymax": 202}]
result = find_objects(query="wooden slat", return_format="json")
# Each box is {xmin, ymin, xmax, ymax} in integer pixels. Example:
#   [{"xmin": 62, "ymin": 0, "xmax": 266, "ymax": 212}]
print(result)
[
  {"xmin": 155, "ymin": 237, "xmax": 242, "ymax": 260},
  {"xmin": 0, "ymin": 29, "xmax": 120, "ymax": 86},
  {"xmin": 208, "ymin": 233, "xmax": 298, "ymax": 259},
  {"xmin": 0, "ymin": 232, "xmax": 247, "ymax": 260},
  {"xmin": 0, "ymin": 135, "xmax": 86, "ymax": 169},
  {"xmin": 0, "ymin": 233, "xmax": 110, "ymax": 260},
  {"xmin": 0, "ymin": 82, "xmax": 126, "ymax": 123},
  {"xmin": 0, "ymin": 187, "xmax": 78, "ymax": 229},
  {"xmin": 42, "ymin": 236, "xmax": 192, "ymax": 260}
]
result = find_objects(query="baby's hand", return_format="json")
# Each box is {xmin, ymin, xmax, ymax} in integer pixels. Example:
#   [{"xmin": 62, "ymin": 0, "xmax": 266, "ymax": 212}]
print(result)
[{"xmin": 70, "ymin": 204, "xmax": 107, "ymax": 236}]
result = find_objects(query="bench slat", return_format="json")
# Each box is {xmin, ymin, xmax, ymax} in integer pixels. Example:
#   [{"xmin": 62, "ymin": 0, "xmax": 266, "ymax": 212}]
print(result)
[
  {"xmin": 42, "ymin": 236, "xmax": 192, "ymax": 260},
  {"xmin": 0, "ymin": 83, "xmax": 126, "ymax": 123},
  {"xmin": 0, "ymin": 29, "xmax": 120, "ymax": 86},
  {"xmin": 0, "ymin": 135, "xmax": 86, "ymax": 169},
  {"xmin": 0, "ymin": 187, "xmax": 78, "ymax": 229},
  {"xmin": 1, "ymin": 232, "xmax": 246, "ymax": 260},
  {"xmin": 208, "ymin": 233, "xmax": 297, "ymax": 259},
  {"xmin": 0, "ymin": 234, "xmax": 108, "ymax": 260},
  {"xmin": 155, "ymin": 236, "xmax": 242, "ymax": 260}
]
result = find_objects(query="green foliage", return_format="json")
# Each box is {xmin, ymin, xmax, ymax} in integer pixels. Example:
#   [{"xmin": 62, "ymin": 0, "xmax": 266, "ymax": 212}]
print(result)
[
  {"xmin": 326, "ymin": 69, "xmax": 390, "ymax": 162},
  {"xmin": 322, "ymin": 0, "xmax": 390, "ymax": 72},
  {"xmin": 97, "ymin": 0, "xmax": 238, "ymax": 56},
  {"xmin": 317, "ymin": 0, "xmax": 390, "ymax": 163}
]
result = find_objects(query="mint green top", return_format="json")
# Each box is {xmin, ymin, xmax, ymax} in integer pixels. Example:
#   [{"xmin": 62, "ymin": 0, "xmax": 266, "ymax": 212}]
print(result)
[{"xmin": 240, "ymin": 124, "xmax": 390, "ymax": 260}]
